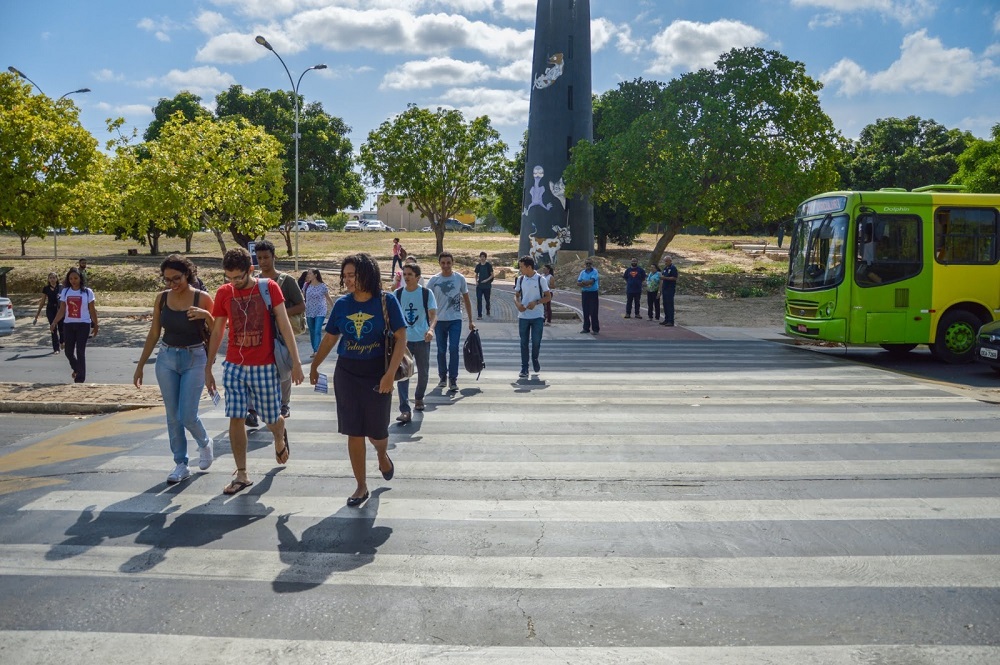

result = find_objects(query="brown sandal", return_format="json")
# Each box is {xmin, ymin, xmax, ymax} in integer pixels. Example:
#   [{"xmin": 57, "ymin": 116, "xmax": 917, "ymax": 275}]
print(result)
[
  {"xmin": 223, "ymin": 469, "xmax": 253, "ymax": 495},
  {"xmin": 275, "ymin": 430, "xmax": 290, "ymax": 465}
]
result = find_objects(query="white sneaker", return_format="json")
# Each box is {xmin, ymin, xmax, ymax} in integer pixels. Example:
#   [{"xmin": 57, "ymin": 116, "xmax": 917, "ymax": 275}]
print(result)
[
  {"xmin": 167, "ymin": 463, "xmax": 191, "ymax": 484},
  {"xmin": 198, "ymin": 438, "xmax": 214, "ymax": 471}
]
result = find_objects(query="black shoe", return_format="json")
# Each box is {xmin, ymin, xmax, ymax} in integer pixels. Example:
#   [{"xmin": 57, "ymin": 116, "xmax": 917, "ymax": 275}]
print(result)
[
  {"xmin": 280, "ymin": 404, "xmax": 290, "ymax": 419},
  {"xmin": 580, "ymin": 329, "xmax": 590, "ymax": 334},
  {"xmin": 624, "ymin": 315, "xmax": 631, "ymax": 319},
  {"xmin": 245, "ymin": 410, "xmax": 259, "ymax": 428},
  {"xmin": 381, "ymin": 456, "xmax": 394, "ymax": 481},
  {"xmin": 346, "ymin": 491, "xmax": 369, "ymax": 507},
  {"xmin": 665, "ymin": 322, "xmax": 674, "ymax": 327},
  {"xmin": 532, "ymin": 361, "xmax": 540, "ymax": 373}
]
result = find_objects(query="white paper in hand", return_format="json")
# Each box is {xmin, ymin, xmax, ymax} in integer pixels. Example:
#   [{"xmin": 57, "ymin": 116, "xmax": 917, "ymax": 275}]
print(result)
[
  {"xmin": 315, "ymin": 372, "xmax": 329, "ymax": 394},
  {"xmin": 210, "ymin": 389, "xmax": 221, "ymax": 407}
]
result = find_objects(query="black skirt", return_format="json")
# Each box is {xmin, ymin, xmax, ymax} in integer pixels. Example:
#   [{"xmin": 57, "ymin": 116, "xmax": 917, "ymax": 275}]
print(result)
[{"xmin": 334, "ymin": 356, "xmax": 391, "ymax": 440}]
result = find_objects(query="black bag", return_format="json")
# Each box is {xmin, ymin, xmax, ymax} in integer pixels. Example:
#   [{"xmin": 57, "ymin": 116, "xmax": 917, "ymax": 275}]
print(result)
[{"xmin": 463, "ymin": 328, "xmax": 485, "ymax": 379}]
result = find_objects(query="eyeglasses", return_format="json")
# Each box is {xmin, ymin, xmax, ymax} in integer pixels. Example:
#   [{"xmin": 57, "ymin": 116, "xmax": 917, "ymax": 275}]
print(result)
[
  {"xmin": 162, "ymin": 275, "xmax": 184, "ymax": 285},
  {"xmin": 226, "ymin": 271, "xmax": 249, "ymax": 283}
]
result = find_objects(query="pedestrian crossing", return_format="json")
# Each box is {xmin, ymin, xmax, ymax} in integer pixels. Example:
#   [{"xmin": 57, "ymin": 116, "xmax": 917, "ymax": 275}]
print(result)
[{"xmin": 1, "ymin": 339, "xmax": 998, "ymax": 663}]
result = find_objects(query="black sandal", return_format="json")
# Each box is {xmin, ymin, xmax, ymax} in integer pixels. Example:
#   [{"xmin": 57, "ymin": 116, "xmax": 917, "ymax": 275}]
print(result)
[
  {"xmin": 275, "ymin": 430, "xmax": 290, "ymax": 464},
  {"xmin": 223, "ymin": 469, "xmax": 253, "ymax": 495}
]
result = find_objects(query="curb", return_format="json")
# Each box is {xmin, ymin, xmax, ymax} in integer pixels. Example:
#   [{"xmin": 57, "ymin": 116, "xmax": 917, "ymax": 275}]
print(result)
[{"xmin": 0, "ymin": 401, "xmax": 160, "ymax": 415}]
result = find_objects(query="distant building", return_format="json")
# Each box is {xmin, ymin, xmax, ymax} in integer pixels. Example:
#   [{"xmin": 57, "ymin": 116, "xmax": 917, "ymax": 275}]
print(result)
[{"xmin": 376, "ymin": 196, "xmax": 476, "ymax": 231}]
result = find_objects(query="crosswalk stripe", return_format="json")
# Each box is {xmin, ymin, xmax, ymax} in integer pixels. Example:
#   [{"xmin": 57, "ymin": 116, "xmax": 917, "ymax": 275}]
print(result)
[
  {"xmin": 20, "ymin": 491, "xmax": 1000, "ymax": 522},
  {"xmin": 1, "ymin": 632, "xmax": 996, "ymax": 665},
  {"xmin": 94, "ymin": 456, "xmax": 1000, "ymax": 479},
  {"xmin": 3, "ymin": 544, "xmax": 997, "ymax": 589}
]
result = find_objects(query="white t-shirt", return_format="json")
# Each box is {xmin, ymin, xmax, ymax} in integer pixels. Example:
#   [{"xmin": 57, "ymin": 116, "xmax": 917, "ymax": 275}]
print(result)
[
  {"xmin": 426, "ymin": 272, "xmax": 469, "ymax": 322},
  {"xmin": 60, "ymin": 287, "xmax": 95, "ymax": 324},
  {"xmin": 515, "ymin": 273, "xmax": 549, "ymax": 320}
]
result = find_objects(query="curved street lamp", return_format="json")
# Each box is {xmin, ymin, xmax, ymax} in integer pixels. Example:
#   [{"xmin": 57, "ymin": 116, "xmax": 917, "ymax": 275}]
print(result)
[
  {"xmin": 57, "ymin": 87, "xmax": 91, "ymax": 101},
  {"xmin": 255, "ymin": 35, "xmax": 327, "ymax": 273}
]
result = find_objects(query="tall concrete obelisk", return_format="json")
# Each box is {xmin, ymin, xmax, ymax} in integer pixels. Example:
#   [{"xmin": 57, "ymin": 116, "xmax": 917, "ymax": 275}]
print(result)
[{"xmin": 518, "ymin": 0, "xmax": 594, "ymax": 262}]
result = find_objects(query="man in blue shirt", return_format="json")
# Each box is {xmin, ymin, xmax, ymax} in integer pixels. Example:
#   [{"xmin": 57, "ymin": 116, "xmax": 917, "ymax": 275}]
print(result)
[
  {"xmin": 576, "ymin": 258, "xmax": 600, "ymax": 335},
  {"xmin": 622, "ymin": 259, "xmax": 646, "ymax": 319},
  {"xmin": 660, "ymin": 255, "xmax": 679, "ymax": 326},
  {"xmin": 395, "ymin": 263, "xmax": 437, "ymax": 422}
]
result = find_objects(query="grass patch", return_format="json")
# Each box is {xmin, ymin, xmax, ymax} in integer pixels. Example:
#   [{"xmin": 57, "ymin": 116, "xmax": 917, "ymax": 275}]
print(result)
[{"xmin": 713, "ymin": 264, "xmax": 744, "ymax": 274}]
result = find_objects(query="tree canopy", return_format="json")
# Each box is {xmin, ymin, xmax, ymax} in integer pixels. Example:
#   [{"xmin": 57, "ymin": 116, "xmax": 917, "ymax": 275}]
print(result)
[
  {"xmin": 360, "ymin": 104, "xmax": 507, "ymax": 255},
  {"xmin": 952, "ymin": 123, "xmax": 1000, "ymax": 193},
  {"xmin": 144, "ymin": 91, "xmax": 213, "ymax": 142},
  {"xmin": 216, "ymin": 85, "xmax": 364, "ymax": 254},
  {"xmin": 840, "ymin": 116, "xmax": 974, "ymax": 191},
  {"xmin": 565, "ymin": 48, "xmax": 841, "ymax": 264},
  {"xmin": 0, "ymin": 73, "xmax": 99, "ymax": 255}
]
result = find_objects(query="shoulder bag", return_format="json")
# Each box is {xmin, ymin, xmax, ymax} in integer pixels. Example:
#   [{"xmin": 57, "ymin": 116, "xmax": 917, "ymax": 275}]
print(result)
[{"xmin": 382, "ymin": 293, "xmax": 415, "ymax": 382}]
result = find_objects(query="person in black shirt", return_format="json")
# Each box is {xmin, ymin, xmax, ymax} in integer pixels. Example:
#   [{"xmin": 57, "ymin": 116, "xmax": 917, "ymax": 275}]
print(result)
[
  {"xmin": 660, "ymin": 256, "xmax": 679, "ymax": 326},
  {"xmin": 33, "ymin": 272, "xmax": 64, "ymax": 354},
  {"xmin": 474, "ymin": 251, "xmax": 494, "ymax": 318}
]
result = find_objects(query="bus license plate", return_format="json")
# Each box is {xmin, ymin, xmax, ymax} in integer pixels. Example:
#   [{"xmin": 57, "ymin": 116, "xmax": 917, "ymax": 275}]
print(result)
[
  {"xmin": 980, "ymin": 348, "xmax": 998, "ymax": 360},
  {"xmin": 797, "ymin": 324, "xmax": 808, "ymax": 333}
]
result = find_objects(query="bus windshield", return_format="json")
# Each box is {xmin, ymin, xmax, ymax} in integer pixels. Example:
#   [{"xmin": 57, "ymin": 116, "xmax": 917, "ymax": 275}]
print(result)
[{"xmin": 787, "ymin": 214, "xmax": 849, "ymax": 290}]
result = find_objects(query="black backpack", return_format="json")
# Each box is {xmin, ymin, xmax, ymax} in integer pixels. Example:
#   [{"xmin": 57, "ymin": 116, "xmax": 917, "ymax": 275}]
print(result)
[{"xmin": 463, "ymin": 328, "xmax": 485, "ymax": 379}]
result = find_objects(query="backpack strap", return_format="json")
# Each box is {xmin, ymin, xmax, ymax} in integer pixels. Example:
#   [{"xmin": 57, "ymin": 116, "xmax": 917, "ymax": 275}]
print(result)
[
  {"xmin": 396, "ymin": 286, "xmax": 431, "ymax": 321},
  {"xmin": 257, "ymin": 278, "xmax": 272, "ymax": 312}
]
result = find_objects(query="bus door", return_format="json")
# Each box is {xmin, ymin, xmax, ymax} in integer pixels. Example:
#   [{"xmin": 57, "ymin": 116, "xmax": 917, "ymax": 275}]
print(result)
[{"xmin": 851, "ymin": 212, "xmax": 927, "ymax": 344}]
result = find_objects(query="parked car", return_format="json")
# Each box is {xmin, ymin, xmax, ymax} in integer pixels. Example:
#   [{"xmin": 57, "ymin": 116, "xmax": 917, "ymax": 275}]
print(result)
[
  {"xmin": 974, "ymin": 319, "xmax": 1000, "ymax": 375},
  {"xmin": 294, "ymin": 220, "xmax": 310, "ymax": 231},
  {"xmin": 444, "ymin": 218, "xmax": 473, "ymax": 232},
  {"xmin": 311, "ymin": 219, "xmax": 328, "ymax": 231},
  {"xmin": 363, "ymin": 220, "xmax": 391, "ymax": 232},
  {"xmin": 344, "ymin": 220, "xmax": 362, "ymax": 232},
  {"xmin": 0, "ymin": 297, "xmax": 14, "ymax": 337},
  {"xmin": 420, "ymin": 226, "xmax": 433, "ymax": 232}
]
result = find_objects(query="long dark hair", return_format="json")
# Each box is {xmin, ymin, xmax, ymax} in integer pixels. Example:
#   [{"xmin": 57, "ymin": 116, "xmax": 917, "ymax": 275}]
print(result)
[
  {"xmin": 341, "ymin": 253, "xmax": 381, "ymax": 295},
  {"xmin": 159, "ymin": 253, "xmax": 196, "ymax": 282},
  {"xmin": 63, "ymin": 267, "xmax": 85, "ymax": 289}
]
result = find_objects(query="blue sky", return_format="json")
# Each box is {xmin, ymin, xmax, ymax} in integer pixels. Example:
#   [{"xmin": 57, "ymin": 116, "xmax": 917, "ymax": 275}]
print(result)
[{"xmin": 5, "ymin": 0, "xmax": 999, "ymax": 205}]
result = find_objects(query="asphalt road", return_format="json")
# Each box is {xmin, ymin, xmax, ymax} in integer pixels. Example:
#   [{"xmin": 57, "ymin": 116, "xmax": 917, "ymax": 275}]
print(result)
[{"xmin": 0, "ymin": 337, "xmax": 998, "ymax": 662}]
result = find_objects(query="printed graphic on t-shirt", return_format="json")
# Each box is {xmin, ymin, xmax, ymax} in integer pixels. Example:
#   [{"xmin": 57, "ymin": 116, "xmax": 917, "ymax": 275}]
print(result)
[
  {"xmin": 231, "ymin": 291, "xmax": 267, "ymax": 348},
  {"xmin": 66, "ymin": 295, "xmax": 83, "ymax": 319},
  {"xmin": 433, "ymin": 277, "xmax": 463, "ymax": 318},
  {"xmin": 346, "ymin": 311, "xmax": 375, "ymax": 340}
]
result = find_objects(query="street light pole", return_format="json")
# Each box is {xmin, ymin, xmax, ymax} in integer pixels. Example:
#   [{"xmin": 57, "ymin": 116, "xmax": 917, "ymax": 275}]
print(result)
[
  {"xmin": 254, "ymin": 36, "xmax": 326, "ymax": 274},
  {"xmin": 8, "ymin": 67, "xmax": 91, "ymax": 258}
]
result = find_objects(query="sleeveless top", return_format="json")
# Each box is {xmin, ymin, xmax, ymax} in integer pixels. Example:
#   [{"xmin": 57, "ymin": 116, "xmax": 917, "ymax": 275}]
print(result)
[{"xmin": 161, "ymin": 291, "xmax": 206, "ymax": 347}]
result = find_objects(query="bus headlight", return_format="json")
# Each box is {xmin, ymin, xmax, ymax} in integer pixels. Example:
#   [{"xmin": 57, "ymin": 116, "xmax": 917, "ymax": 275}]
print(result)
[{"xmin": 823, "ymin": 302, "xmax": 834, "ymax": 317}]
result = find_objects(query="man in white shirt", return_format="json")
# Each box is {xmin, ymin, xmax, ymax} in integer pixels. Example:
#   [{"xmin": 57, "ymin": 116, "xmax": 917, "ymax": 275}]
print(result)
[
  {"xmin": 514, "ymin": 256, "xmax": 551, "ymax": 378},
  {"xmin": 426, "ymin": 252, "xmax": 475, "ymax": 392}
]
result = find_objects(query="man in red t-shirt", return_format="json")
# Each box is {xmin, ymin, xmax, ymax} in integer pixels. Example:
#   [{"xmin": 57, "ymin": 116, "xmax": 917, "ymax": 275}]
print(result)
[{"xmin": 206, "ymin": 247, "xmax": 304, "ymax": 495}]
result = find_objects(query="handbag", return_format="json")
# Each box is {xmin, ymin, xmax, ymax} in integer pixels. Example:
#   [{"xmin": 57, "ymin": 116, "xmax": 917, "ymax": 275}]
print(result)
[{"xmin": 382, "ymin": 293, "xmax": 415, "ymax": 382}]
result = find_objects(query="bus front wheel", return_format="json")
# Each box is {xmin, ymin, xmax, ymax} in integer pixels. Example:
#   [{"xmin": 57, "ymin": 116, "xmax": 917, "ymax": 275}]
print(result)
[
  {"xmin": 880, "ymin": 343, "xmax": 917, "ymax": 356},
  {"xmin": 933, "ymin": 310, "xmax": 981, "ymax": 364}
]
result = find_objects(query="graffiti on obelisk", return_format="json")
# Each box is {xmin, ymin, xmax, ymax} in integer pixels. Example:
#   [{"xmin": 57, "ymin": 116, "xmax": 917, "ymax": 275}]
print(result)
[{"xmin": 518, "ymin": 0, "xmax": 594, "ymax": 264}]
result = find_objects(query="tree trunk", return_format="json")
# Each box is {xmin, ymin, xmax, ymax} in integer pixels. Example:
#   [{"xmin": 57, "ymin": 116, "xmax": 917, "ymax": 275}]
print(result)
[
  {"xmin": 648, "ymin": 223, "xmax": 681, "ymax": 267},
  {"xmin": 19, "ymin": 235, "xmax": 27, "ymax": 256},
  {"xmin": 596, "ymin": 233, "xmax": 608, "ymax": 253},
  {"xmin": 278, "ymin": 223, "xmax": 292, "ymax": 256},
  {"xmin": 147, "ymin": 232, "xmax": 160, "ymax": 255},
  {"xmin": 185, "ymin": 234, "xmax": 193, "ymax": 253},
  {"xmin": 434, "ymin": 222, "xmax": 445, "ymax": 257},
  {"xmin": 228, "ymin": 223, "xmax": 253, "ymax": 250},
  {"xmin": 213, "ymin": 229, "xmax": 227, "ymax": 256}
]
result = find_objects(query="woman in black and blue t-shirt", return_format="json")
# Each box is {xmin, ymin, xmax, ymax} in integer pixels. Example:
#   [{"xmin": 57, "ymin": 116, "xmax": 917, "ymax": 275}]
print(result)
[
  {"xmin": 33, "ymin": 272, "xmax": 64, "ymax": 354},
  {"xmin": 310, "ymin": 253, "xmax": 407, "ymax": 507}
]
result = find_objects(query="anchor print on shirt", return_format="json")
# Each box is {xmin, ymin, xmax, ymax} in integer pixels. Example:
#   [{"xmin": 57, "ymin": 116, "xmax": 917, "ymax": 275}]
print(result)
[{"xmin": 404, "ymin": 302, "xmax": 420, "ymax": 327}]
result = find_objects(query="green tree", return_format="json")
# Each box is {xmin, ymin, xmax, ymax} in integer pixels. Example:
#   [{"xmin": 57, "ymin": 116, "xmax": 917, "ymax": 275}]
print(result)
[
  {"xmin": 843, "ymin": 116, "xmax": 974, "ymax": 191},
  {"xmin": 360, "ymin": 104, "xmax": 507, "ymax": 255},
  {"xmin": 144, "ymin": 92, "xmax": 213, "ymax": 142},
  {"xmin": 215, "ymin": 85, "xmax": 364, "ymax": 255},
  {"xmin": 952, "ymin": 123, "xmax": 1000, "ymax": 193},
  {"xmin": 0, "ymin": 73, "xmax": 99, "ymax": 255},
  {"xmin": 490, "ymin": 130, "xmax": 528, "ymax": 235}
]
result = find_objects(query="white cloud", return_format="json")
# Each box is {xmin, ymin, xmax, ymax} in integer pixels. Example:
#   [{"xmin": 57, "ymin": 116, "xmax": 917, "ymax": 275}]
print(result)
[
  {"xmin": 95, "ymin": 102, "xmax": 155, "ymax": 117},
  {"xmin": 647, "ymin": 20, "xmax": 767, "ymax": 75},
  {"xmin": 138, "ymin": 16, "xmax": 180, "ymax": 42},
  {"xmin": 958, "ymin": 115, "xmax": 1000, "ymax": 138},
  {"xmin": 808, "ymin": 13, "xmax": 843, "ymax": 29},
  {"xmin": 194, "ymin": 11, "xmax": 230, "ymax": 34},
  {"xmin": 197, "ymin": 32, "xmax": 278, "ymax": 64},
  {"xmin": 591, "ymin": 18, "xmax": 615, "ymax": 52},
  {"xmin": 92, "ymin": 69, "xmax": 124, "ymax": 82},
  {"xmin": 434, "ymin": 86, "xmax": 529, "ymax": 127},
  {"xmin": 994, "ymin": 11, "xmax": 1000, "ymax": 34},
  {"xmin": 498, "ymin": 0, "xmax": 536, "ymax": 22},
  {"xmin": 141, "ymin": 66, "xmax": 238, "ymax": 100},
  {"xmin": 822, "ymin": 29, "xmax": 1000, "ymax": 96},
  {"xmin": 381, "ymin": 57, "xmax": 493, "ymax": 90},
  {"xmin": 791, "ymin": 0, "xmax": 936, "ymax": 26}
]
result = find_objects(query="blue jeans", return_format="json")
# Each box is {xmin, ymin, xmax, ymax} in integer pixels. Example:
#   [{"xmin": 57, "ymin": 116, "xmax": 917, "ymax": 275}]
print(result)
[
  {"xmin": 518, "ymin": 317, "xmax": 544, "ymax": 372},
  {"xmin": 435, "ymin": 319, "xmax": 462, "ymax": 381},
  {"xmin": 398, "ymin": 340, "xmax": 431, "ymax": 412},
  {"xmin": 307, "ymin": 315, "xmax": 326, "ymax": 353},
  {"xmin": 155, "ymin": 345, "xmax": 211, "ymax": 465}
]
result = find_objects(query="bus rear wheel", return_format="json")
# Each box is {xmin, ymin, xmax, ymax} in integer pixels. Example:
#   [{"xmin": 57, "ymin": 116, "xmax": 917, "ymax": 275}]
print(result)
[
  {"xmin": 933, "ymin": 310, "xmax": 981, "ymax": 364},
  {"xmin": 880, "ymin": 343, "xmax": 917, "ymax": 356}
]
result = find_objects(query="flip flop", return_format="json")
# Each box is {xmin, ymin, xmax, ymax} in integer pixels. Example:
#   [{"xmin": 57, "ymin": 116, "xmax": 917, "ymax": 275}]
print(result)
[
  {"xmin": 223, "ymin": 478, "xmax": 253, "ymax": 495},
  {"xmin": 275, "ymin": 430, "xmax": 290, "ymax": 465},
  {"xmin": 381, "ymin": 455, "xmax": 394, "ymax": 481}
]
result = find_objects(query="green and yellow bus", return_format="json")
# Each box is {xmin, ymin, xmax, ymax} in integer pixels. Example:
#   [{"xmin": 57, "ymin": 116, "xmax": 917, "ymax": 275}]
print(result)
[{"xmin": 784, "ymin": 185, "xmax": 1000, "ymax": 363}]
